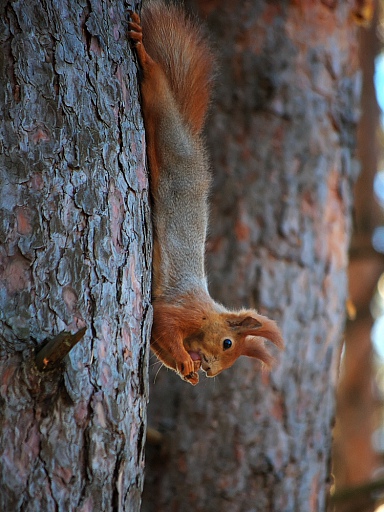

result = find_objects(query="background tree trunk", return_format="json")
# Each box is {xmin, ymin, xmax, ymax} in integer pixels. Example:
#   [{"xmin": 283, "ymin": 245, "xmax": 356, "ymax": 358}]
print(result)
[
  {"xmin": 0, "ymin": 1, "xmax": 151, "ymax": 511},
  {"xmin": 143, "ymin": 1, "xmax": 360, "ymax": 511},
  {"xmin": 333, "ymin": 0, "xmax": 381, "ymax": 493}
]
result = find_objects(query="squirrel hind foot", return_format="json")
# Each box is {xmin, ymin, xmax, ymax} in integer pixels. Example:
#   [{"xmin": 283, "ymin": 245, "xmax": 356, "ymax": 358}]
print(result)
[{"xmin": 128, "ymin": 12, "xmax": 143, "ymax": 45}]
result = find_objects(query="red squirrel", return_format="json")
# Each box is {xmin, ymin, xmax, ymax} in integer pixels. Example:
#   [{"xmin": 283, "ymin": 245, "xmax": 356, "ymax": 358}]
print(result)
[{"xmin": 128, "ymin": 1, "xmax": 284, "ymax": 385}]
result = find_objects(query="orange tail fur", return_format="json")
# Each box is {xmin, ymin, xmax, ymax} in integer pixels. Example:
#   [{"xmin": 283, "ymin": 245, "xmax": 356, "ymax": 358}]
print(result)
[{"xmin": 141, "ymin": 0, "xmax": 215, "ymax": 135}]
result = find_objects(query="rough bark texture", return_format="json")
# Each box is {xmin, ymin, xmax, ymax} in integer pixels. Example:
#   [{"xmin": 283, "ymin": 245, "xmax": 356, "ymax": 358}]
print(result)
[
  {"xmin": 0, "ymin": 1, "xmax": 151, "ymax": 511},
  {"xmin": 143, "ymin": 1, "xmax": 360, "ymax": 512}
]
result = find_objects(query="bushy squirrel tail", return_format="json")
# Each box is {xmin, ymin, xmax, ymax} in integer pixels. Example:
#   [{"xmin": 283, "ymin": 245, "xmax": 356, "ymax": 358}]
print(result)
[{"xmin": 141, "ymin": 0, "xmax": 215, "ymax": 135}]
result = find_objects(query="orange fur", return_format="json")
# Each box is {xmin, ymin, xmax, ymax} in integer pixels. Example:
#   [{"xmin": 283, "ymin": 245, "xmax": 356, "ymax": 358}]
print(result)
[
  {"xmin": 129, "ymin": 3, "xmax": 284, "ymax": 385},
  {"xmin": 151, "ymin": 292, "xmax": 283, "ymax": 383},
  {"xmin": 140, "ymin": 1, "xmax": 214, "ymax": 135}
]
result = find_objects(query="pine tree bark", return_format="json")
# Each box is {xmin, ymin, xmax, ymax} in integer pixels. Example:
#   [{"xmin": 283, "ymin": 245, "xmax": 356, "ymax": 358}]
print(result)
[
  {"xmin": 0, "ymin": 1, "xmax": 151, "ymax": 511},
  {"xmin": 143, "ymin": 1, "xmax": 360, "ymax": 511}
]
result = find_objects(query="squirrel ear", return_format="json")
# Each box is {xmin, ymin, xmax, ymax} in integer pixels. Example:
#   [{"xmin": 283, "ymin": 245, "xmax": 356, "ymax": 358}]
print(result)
[
  {"xmin": 227, "ymin": 315, "xmax": 262, "ymax": 330},
  {"xmin": 227, "ymin": 312, "xmax": 284, "ymax": 350},
  {"xmin": 237, "ymin": 313, "xmax": 284, "ymax": 368}
]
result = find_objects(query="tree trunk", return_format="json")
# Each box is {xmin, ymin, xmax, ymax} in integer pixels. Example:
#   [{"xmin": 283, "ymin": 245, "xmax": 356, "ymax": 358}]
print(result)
[
  {"xmin": 0, "ymin": 1, "xmax": 151, "ymax": 511},
  {"xmin": 143, "ymin": 1, "xmax": 360, "ymax": 511},
  {"xmin": 332, "ymin": 3, "xmax": 383, "ymax": 510}
]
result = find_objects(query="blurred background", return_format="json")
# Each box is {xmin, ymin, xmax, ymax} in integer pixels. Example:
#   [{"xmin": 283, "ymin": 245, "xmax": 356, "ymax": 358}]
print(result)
[
  {"xmin": 142, "ymin": 1, "xmax": 384, "ymax": 511},
  {"xmin": 331, "ymin": 1, "xmax": 384, "ymax": 511}
]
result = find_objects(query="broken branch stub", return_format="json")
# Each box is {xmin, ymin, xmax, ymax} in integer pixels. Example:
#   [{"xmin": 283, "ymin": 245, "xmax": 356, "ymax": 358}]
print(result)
[{"xmin": 35, "ymin": 327, "xmax": 86, "ymax": 372}]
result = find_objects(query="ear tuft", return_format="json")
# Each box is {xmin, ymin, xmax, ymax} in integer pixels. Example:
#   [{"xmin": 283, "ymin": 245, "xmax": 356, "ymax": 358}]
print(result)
[
  {"xmin": 225, "ymin": 310, "xmax": 284, "ymax": 369},
  {"xmin": 242, "ymin": 337, "xmax": 277, "ymax": 369},
  {"xmin": 250, "ymin": 314, "xmax": 284, "ymax": 350}
]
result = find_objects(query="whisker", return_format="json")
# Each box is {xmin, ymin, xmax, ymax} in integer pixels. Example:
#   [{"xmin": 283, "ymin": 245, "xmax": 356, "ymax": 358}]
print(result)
[{"xmin": 154, "ymin": 362, "xmax": 165, "ymax": 383}]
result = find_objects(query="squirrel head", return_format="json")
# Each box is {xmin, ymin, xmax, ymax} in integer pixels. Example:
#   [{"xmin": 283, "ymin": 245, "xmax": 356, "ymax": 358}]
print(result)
[
  {"xmin": 183, "ymin": 309, "xmax": 284, "ymax": 379},
  {"xmin": 151, "ymin": 297, "xmax": 284, "ymax": 384}
]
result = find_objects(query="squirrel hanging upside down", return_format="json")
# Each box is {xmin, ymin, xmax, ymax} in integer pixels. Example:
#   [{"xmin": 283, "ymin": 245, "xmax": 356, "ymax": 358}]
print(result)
[{"xmin": 128, "ymin": 1, "xmax": 284, "ymax": 385}]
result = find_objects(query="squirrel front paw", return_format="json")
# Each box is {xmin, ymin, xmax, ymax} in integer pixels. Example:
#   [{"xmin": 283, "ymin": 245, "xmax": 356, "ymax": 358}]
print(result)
[
  {"xmin": 183, "ymin": 371, "xmax": 199, "ymax": 385},
  {"xmin": 175, "ymin": 355, "xmax": 194, "ymax": 378},
  {"xmin": 175, "ymin": 355, "xmax": 201, "ymax": 384},
  {"xmin": 182, "ymin": 359, "xmax": 201, "ymax": 385}
]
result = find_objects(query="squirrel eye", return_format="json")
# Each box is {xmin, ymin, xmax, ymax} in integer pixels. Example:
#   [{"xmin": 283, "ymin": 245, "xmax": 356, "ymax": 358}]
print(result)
[{"xmin": 223, "ymin": 338, "xmax": 232, "ymax": 350}]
